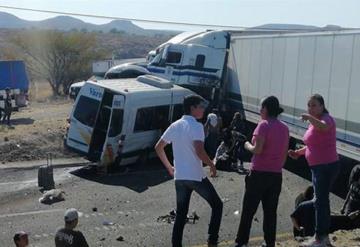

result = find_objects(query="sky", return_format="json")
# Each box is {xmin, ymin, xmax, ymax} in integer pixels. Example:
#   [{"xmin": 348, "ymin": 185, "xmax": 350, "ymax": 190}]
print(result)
[{"xmin": 0, "ymin": 0, "xmax": 359, "ymax": 31}]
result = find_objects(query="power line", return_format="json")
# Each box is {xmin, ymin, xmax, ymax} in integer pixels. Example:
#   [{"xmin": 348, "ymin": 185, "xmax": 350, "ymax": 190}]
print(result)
[
  {"xmin": 0, "ymin": 5, "xmax": 248, "ymax": 30},
  {"xmin": 0, "ymin": 5, "xmax": 351, "ymax": 32}
]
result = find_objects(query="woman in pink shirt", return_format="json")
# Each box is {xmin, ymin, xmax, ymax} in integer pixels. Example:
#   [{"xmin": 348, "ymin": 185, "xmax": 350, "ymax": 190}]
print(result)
[
  {"xmin": 235, "ymin": 96, "xmax": 289, "ymax": 247},
  {"xmin": 289, "ymin": 94, "xmax": 340, "ymax": 247}
]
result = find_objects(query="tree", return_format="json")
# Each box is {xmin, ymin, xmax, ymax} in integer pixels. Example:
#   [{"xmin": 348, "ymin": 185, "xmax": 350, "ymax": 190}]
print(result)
[
  {"xmin": 110, "ymin": 28, "xmax": 118, "ymax": 34},
  {"xmin": 10, "ymin": 30, "xmax": 104, "ymax": 95}
]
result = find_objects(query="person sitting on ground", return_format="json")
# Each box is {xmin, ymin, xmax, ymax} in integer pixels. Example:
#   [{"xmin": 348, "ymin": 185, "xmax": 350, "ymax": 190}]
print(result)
[
  {"xmin": 55, "ymin": 208, "xmax": 89, "ymax": 247},
  {"xmin": 295, "ymin": 186, "xmax": 315, "ymax": 208},
  {"xmin": 293, "ymin": 186, "xmax": 315, "ymax": 237},
  {"xmin": 291, "ymin": 200, "xmax": 360, "ymax": 238},
  {"xmin": 13, "ymin": 231, "xmax": 29, "ymax": 247},
  {"xmin": 214, "ymin": 129, "xmax": 233, "ymax": 171},
  {"xmin": 341, "ymin": 164, "xmax": 360, "ymax": 215}
]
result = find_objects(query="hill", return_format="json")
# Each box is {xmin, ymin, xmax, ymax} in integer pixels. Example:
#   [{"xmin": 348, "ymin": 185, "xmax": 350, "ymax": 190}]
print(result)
[{"xmin": 0, "ymin": 11, "xmax": 179, "ymax": 36}]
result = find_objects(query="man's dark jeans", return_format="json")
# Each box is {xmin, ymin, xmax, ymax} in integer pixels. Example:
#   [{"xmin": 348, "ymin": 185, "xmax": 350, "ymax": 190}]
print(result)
[
  {"xmin": 310, "ymin": 161, "xmax": 340, "ymax": 239},
  {"xmin": 236, "ymin": 171, "xmax": 282, "ymax": 247},
  {"xmin": 172, "ymin": 178, "xmax": 223, "ymax": 247}
]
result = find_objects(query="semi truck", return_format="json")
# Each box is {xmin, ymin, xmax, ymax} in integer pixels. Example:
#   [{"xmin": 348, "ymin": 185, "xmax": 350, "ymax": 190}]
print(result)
[
  {"xmin": 0, "ymin": 60, "xmax": 29, "ymax": 110},
  {"xmin": 147, "ymin": 29, "xmax": 360, "ymax": 162}
]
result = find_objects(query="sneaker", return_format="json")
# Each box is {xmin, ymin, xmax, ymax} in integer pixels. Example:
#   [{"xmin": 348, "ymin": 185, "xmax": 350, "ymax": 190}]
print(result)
[
  {"xmin": 348, "ymin": 210, "xmax": 360, "ymax": 220},
  {"xmin": 300, "ymin": 237, "xmax": 325, "ymax": 247}
]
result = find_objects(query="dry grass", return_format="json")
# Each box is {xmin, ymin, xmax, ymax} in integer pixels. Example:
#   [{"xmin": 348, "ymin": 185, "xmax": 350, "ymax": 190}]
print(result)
[
  {"xmin": 28, "ymin": 80, "xmax": 54, "ymax": 102},
  {"xmin": 0, "ymin": 96, "xmax": 77, "ymax": 162}
]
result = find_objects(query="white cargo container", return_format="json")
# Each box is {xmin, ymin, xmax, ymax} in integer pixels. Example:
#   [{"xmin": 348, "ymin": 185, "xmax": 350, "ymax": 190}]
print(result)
[{"xmin": 227, "ymin": 30, "xmax": 360, "ymax": 161}]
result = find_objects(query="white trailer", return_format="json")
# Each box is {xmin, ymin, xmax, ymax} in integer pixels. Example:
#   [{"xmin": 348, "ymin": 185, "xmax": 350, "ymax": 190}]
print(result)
[
  {"xmin": 147, "ymin": 30, "xmax": 360, "ymax": 162},
  {"xmin": 227, "ymin": 30, "xmax": 360, "ymax": 161}
]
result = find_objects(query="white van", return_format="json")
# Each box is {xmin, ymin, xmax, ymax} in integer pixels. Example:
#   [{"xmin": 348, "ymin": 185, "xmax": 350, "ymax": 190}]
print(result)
[{"xmin": 65, "ymin": 75, "xmax": 194, "ymax": 167}]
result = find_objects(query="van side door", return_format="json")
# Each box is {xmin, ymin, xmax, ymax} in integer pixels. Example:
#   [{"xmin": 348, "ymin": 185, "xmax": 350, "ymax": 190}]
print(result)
[{"xmin": 100, "ymin": 95, "xmax": 125, "ymax": 166}]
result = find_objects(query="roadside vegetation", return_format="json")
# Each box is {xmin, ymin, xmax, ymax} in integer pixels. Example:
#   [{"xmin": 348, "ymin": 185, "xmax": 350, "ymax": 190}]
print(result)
[{"xmin": 0, "ymin": 28, "xmax": 171, "ymax": 96}]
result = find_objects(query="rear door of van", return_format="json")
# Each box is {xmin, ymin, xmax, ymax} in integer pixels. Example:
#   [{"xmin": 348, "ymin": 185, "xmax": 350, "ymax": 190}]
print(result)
[
  {"xmin": 100, "ymin": 94, "xmax": 125, "ymax": 166},
  {"xmin": 66, "ymin": 82, "xmax": 104, "ymax": 154}
]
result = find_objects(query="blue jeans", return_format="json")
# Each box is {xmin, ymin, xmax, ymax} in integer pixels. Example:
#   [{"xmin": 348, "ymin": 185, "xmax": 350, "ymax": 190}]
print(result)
[
  {"xmin": 236, "ymin": 171, "xmax": 282, "ymax": 247},
  {"xmin": 311, "ymin": 161, "xmax": 340, "ymax": 239},
  {"xmin": 172, "ymin": 178, "xmax": 223, "ymax": 247}
]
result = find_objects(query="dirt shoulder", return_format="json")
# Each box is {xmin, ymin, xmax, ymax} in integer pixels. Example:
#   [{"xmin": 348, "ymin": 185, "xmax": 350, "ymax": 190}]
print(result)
[
  {"xmin": 275, "ymin": 229, "xmax": 360, "ymax": 247},
  {"xmin": 0, "ymin": 99, "xmax": 80, "ymax": 163}
]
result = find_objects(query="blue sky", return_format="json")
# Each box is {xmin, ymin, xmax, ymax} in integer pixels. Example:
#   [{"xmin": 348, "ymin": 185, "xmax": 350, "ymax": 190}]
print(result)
[{"xmin": 0, "ymin": 0, "xmax": 359, "ymax": 31}]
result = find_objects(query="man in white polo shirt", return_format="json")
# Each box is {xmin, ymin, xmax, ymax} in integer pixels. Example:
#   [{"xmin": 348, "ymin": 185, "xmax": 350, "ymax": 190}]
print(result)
[{"xmin": 155, "ymin": 95, "xmax": 223, "ymax": 247}]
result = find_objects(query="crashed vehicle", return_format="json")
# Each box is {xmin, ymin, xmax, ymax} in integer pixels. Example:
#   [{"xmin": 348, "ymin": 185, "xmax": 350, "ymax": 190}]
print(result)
[
  {"xmin": 68, "ymin": 63, "xmax": 149, "ymax": 100},
  {"xmin": 65, "ymin": 75, "xmax": 194, "ymax": 167}
]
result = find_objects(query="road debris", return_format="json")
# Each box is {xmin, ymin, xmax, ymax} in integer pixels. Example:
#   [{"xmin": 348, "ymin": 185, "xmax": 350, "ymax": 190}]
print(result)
[
  {"xmin": 116, "ymin": 236, "xmax": 124, "ymax": 241},
  {"xmin": 38, "ymin": 189, "xmax": 65, "ymax": 204},
  {"xmin": 157, "ymin": 210, "xmax": 200, "ymax": 224},
  {"xmin": 102, "ymin": 220, "xmax": 114, "ymax": 226}
]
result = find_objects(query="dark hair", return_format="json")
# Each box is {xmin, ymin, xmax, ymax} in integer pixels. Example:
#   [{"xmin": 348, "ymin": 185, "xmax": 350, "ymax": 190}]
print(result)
[
  {"xmin": 304, "ymin": 186, "xmax": 314, "ymax": 201},
  {"xmin": 234, "ymin": 112, "xmax": 241, "ymax": 118},
  {"xmin": 13, "ymin": 232, "xmax": 27, "ymax": 245},
  {"xmin": 309, "ymin": 94, "xmax": 329, "ymax": 114},
  {"xmin": 183, "ymin": 95, "xmax": 205, "ymax": 115},
  {"xmin": 261, "ymin": 96, "xmax": 283, "ymax": 118}
]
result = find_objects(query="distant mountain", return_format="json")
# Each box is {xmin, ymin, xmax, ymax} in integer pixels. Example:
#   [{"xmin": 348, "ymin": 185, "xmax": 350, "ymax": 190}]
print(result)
[
  {"xmin": 0, "ymin": 12, "xmax": 29, "ymax": 29},
  {"xmin": 0, "ymin": 11, "xmax": 179, "ymax": 36}
]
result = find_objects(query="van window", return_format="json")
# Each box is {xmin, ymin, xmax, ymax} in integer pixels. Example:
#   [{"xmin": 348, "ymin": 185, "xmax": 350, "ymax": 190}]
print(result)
[
  {"xmin": 134, "ymin": 105, "xmax": 170, "ymax": 132},
  {"xmin": 108, "ymin": 109, "xmax": 124, "ymax": 137},
  {"xmin": 74, "ymin": 96, "xmax": 100, "ymax": 127},
  {"xmin": 195, "ymin": 55, "xmax": 205, "ymax": 68},
  {"xmin": 172, "ymin": 104, "xmax": 184, "ymax": 121},
  {"xmin": 166, "ymin": 52, "xmax": 182, "ymax": 64}
]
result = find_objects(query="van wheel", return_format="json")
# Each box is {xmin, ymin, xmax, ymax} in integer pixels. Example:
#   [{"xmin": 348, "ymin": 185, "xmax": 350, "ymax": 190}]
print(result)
[{"xmin": 137, "ymin": 149, "xmax": 149, "ymax": 166}]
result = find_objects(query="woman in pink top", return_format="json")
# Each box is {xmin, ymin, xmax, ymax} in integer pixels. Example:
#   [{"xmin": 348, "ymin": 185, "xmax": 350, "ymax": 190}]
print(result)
[
  {"xmin": 289, "ymin": 94, "xmax": 340, "ymax": 247},
  {"xmin": 235, "ymin": 96, "xmax": 289, "ymax": 247}
]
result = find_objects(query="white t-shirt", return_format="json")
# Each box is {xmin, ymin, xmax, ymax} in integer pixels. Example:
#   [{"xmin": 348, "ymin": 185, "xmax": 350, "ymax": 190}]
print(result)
[{"xmin": 161, "ymin": 115, "xmax": 206, "ymax": 181}]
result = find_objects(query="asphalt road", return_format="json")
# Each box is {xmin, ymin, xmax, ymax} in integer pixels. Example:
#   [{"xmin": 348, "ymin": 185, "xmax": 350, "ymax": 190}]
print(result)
[{"xmin": 0, "ymin": 160, "xmax": 345, "ymax": 247}]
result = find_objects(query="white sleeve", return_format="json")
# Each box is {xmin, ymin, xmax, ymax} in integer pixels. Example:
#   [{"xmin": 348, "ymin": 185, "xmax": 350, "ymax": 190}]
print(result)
[
  {"xmin": 191, "ymin": 123, "xmax": 205, "ymax": 142},
  {"xmin": 161, "ymin": 124, "xmax": 175, "ymax": 144}
]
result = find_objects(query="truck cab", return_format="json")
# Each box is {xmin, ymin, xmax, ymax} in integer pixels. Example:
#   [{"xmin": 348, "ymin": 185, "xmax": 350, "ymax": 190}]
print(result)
[{"xmin": 147, "ymin": 31, "xmax": 229, "ymax": 101}]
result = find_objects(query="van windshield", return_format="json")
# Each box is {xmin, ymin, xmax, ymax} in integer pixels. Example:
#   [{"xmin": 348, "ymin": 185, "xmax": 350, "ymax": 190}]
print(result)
[{"xmin": 73, "ymin": 96, "xmax": 100, "ymax": 127}]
